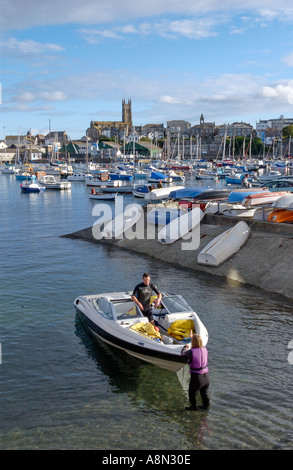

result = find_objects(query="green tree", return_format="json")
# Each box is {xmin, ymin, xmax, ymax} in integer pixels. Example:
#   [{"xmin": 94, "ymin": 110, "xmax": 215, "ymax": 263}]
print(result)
[{"xmin": 282, "ymin": 125, "xmax": 293, "ymax": 138}]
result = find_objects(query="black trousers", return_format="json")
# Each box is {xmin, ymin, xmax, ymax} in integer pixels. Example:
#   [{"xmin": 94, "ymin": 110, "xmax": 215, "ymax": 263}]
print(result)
[{"xmin": 189, "ymin": 372, "xmax": 210, "ymax": 409}]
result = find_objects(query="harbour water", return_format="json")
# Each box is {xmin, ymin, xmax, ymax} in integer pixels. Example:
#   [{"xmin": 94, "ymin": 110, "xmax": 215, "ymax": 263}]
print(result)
[{"xmin": 0, "ymin": 173, "xmax": 292, "ymax": 450}]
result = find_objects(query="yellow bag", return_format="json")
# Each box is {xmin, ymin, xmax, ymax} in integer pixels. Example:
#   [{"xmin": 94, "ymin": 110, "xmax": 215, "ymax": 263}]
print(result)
[{"xmin": 167, "ymin": 319, "xmax": 195, "ymax": 340}]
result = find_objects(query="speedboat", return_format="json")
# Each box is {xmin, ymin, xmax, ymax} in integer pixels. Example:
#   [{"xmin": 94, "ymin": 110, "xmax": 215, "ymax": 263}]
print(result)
[
  {"xmin": 38, "ymin": 174, "xmax": 71, "ymax": 189},
  {"xmin": 74, "ymin": 291, "xmax": 208, "ymax": 372},
  {"xmin": 20, "ymin": 182, "xmax": 46, "ymax": 193}
]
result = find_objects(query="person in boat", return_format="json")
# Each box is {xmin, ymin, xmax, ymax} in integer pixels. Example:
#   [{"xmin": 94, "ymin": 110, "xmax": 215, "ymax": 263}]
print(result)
[
  {"xmin": 241, "ymin": 174, "xmax": 251, "ymax": 188},
  {"xmin": 181, "ymin": 332, "xmax": 210, "ymax": 411},
  {"xmin": 131, "ymin": 273, "xmax": 162, "ymax": 325},
  {"xmin": 157, "ymin": 181, "xmax": 163, "ymax": 188}
]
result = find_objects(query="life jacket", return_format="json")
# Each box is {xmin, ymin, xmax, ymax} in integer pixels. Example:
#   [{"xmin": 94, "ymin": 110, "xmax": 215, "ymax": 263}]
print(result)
[{"xmin": 189, "ymin": 347, "xmax": 208, "ymax": 374}]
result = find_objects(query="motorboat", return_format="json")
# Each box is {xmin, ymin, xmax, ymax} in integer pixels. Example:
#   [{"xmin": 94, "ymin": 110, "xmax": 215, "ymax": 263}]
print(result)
[
  {"xmin": 85, "ymin": 176, "xmax": 123, "ymax": 188},
  {"xmin": 20, "ymin": 182, "xmax": 46, "ymax": 193},
  {"xmin": 195, "ymin": 171, "xmax": 218, "ymax": 180},
  {"xmin": 132, "ymin": 184, "xmax": 153, "ymax": 197},
  {"xmin": 38, "ymin": 174, "xmax": 71, "ymax": 189},
  {"xmin": 74, "ymin": 291, "xmax": 208, "ymax": 371}
]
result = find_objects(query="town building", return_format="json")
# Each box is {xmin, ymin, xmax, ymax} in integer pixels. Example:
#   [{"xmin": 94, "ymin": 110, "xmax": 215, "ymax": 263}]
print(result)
[{"xmin": 87, "ymin": 99, "xmax": 133, "ymax": 140}]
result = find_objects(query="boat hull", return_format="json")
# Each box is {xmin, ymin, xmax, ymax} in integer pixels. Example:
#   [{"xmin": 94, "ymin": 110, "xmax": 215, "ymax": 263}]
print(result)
[
  {"xmin": 268, "ymin": 209, "xmax": 293, "ymax": 223},
  {"xmin": 76, "ymin": 309, "xmax": 187, "ymax": 372},
  {"xmin": 197, "ymin": 221, "xmax": 251, "ymax": 266},
  {"xmin": 89, "ymin": 192, "xmax": 117, "ymax": 200},
  {"xmin": 158, "ymin": 208, "xmax": 204, "ymax": 244},
  {"xmin": 103, "ymin": 204, "xmax": 143, "ymax": 238}
]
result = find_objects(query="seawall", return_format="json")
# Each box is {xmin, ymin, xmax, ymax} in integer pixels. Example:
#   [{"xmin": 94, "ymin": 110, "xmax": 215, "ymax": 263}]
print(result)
[{"xmin": 62, "ymin": 212, "xmax": 293, "ymax": 301}]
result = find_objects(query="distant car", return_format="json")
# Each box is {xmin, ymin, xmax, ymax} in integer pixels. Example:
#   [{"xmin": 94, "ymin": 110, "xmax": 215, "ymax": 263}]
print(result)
[{"xmin": 261, "ymin": 179, "xmax": 293, "ymax": 192}]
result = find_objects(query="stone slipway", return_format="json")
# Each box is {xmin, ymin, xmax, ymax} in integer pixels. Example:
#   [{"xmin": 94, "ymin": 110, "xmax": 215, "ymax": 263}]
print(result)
[{"xmin": 63, "ymin": 213, "xmax": 293, "ymax": 300}]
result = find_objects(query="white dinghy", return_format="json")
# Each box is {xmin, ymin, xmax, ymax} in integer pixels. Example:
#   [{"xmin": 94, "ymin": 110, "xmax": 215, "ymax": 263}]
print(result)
[
  {"xmin": 197, "ymin": 221, "xmax": 251, "ymax": 266},
  {"xmin": 103, "ymin": 204, "xmax": 143, "ymax": 238},
  {"xmin": 158, "ymin": 208, "xmax": 204, "ymax": 244}
]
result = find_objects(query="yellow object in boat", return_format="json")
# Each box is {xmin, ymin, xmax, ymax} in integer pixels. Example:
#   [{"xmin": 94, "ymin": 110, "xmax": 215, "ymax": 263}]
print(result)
[
  {"xmin": 131, "ymin": 321, "xmax": 161, "ymax": 339},
  {"xmin": 167, "ymin": 319, "xmax": 195, "ymax": 340}
]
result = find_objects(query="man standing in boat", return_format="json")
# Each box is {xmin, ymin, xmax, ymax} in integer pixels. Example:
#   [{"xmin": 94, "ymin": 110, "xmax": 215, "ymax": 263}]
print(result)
[{"xmin": 132, "ymin": 273, "xmax": 162, "ymax": 325}]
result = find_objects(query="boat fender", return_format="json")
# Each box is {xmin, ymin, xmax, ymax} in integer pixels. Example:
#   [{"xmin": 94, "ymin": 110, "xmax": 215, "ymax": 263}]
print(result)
[{"xmin": 91, "ymin": 188, "xmax": 95, "ymax": 194}]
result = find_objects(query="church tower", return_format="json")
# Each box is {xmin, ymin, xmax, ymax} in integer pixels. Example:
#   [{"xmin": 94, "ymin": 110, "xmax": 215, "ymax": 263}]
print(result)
[{"xmin": 122, "ymin": 99, "xmax": 132, "ymax": 125}]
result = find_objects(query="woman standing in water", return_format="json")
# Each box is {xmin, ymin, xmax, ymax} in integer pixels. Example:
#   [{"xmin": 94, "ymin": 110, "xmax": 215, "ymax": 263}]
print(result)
[{"xmin": 181, "ymin": 333, "xmax": 210, "ymax": 411}]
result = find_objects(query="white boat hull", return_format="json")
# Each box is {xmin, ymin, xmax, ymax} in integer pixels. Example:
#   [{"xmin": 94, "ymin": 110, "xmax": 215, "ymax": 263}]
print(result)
[
  {"xmin": 103, "ymin": 204, "xmax": 143, "ymax": 238},
  {"xmin": 74, "ymin": 291, "xmax": 208, "ymax": 372},
  {"xmin": 158, "ymin": 208, "xmax": 204, "ymax": 244},
  {"xmin": 242, "ymin": 191, "xmax": 289, "ymax": 208},
  {"xmin": 272, "ymin": 194, "xmax": 293, "ymax": 210},
  {"xmin": 144, "ymin": 185, "xmax": 185, "ymax": 201},
  {"xmin": 89, "ymin": 192, "xmax": 117, "ymax": 200},
  {"xmin": 197, "ymin": 221, "xmax": 251, "ymax": 266},
  {"xmin": 147, "ymin": 207, "xmax": 183, "ymax": 225}
]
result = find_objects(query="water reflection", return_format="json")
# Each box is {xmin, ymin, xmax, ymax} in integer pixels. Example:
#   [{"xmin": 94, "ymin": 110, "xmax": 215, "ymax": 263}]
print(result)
[{"xmin": 74, "ymin": 314, "xmax": 211, "ymax": 449}]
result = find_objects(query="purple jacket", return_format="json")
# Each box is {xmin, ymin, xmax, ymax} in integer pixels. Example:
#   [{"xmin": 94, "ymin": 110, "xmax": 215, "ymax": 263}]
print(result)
[{"xmin": 182, "ymin": 347, "xmax": 209, "ymax": 374}]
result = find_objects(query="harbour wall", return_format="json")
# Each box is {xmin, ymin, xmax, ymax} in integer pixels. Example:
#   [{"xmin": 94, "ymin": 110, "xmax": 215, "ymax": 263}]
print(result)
[{"xmin": 63, "ymin": 213, "xmax": 293, "ymax": 301}]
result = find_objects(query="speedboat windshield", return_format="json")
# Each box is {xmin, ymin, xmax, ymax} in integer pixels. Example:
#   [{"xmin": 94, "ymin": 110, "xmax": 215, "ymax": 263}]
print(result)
[
  {"xmin": 161, "ymin": 295, "xmax": 192, "ymax": 314},
  {"xmin": 111, "ymin": 299, "xmax": 143, "ymax": 320}
]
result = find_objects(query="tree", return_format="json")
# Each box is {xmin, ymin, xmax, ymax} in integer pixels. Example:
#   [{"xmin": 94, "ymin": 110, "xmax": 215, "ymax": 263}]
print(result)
[{"xmin": 282, "ymin": 125, "xmax": 293, "ymax": 138}]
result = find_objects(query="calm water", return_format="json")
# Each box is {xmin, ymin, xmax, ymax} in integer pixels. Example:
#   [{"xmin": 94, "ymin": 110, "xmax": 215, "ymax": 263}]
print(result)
[{"xmin": 0, "ymin": 173, "xmax": 292, "ymax": 450}]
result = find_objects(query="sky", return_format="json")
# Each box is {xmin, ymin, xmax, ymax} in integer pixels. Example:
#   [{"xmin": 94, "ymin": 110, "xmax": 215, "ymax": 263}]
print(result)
[{"xmin": 1, "ymin": 0, "xmax": 293, "ymax": 140}]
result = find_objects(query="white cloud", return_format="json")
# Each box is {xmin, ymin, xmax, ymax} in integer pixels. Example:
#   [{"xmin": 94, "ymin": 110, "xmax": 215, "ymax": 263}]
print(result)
[
  {"xmin": 261, "ymin": 81, "xmax": 293, "ymax": 104},
  {"xmin": 0, "ymin": 37, "xmax": 64, "ymax": 55},
  {"xmin": 155, "ymin": 18, "xmax": 219, "ymax": 39},
  {"xmin": 79, "ymin": 16, "xmax": 222, "ymax": 43},
  {"xmin": 40, "ymin": 91, "xmax": 67, "ymax": 101}
]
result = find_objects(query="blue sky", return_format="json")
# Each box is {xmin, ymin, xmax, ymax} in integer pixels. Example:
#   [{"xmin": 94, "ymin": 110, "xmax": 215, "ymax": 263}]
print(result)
[{"xmin": 1, "ymin": 0, "xmax": 293, "ymax": 139}]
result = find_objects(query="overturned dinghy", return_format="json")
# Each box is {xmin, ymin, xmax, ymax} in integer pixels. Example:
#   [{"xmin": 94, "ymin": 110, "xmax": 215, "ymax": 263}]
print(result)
[
  {"xmin": 158, "ymin": 208, "xmax": 204, "ymax": 244},
  {"xmin": 197, "ymin": 221, "xmax": 251, "ymax": 266},
  {"xmin": 103, "ymin": 204, "xmax": 143, "ymax": 238}
]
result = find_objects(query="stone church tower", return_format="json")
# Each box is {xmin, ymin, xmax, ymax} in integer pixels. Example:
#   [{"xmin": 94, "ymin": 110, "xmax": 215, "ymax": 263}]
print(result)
[{"xmin": 122, "ymin": 99, "xmax": 132, "ymax": 126}]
